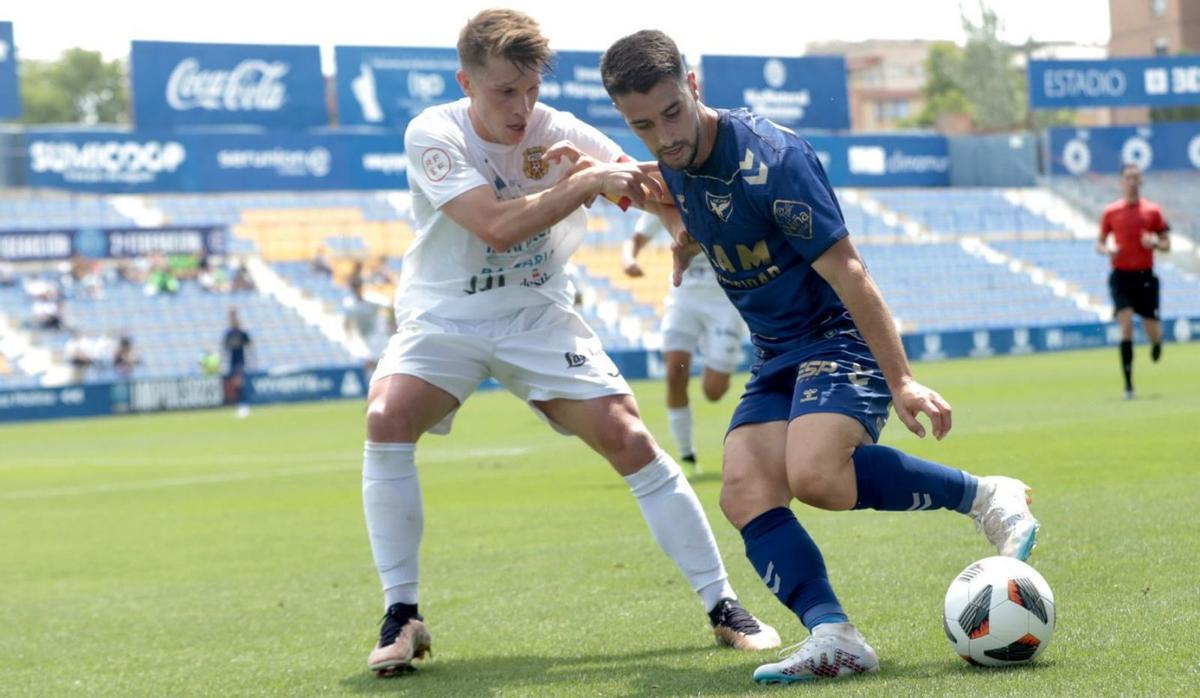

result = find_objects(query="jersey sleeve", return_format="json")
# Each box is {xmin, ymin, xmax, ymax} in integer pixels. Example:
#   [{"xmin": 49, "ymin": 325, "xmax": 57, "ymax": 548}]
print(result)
[
  {"xmin": 1151, "ymin": 207, "xmax": 1170, "ymax": 234},
  {"xmin": 404, "ymin": 116, "xmax": 490, "ymax": 210},
  {"xmin": 763, "ymin": 143, "xmax": 848, "ymax": 261},
  {"xmin": 1099, "ymin": 209, "xmax": 1113, "ymax": 240}
]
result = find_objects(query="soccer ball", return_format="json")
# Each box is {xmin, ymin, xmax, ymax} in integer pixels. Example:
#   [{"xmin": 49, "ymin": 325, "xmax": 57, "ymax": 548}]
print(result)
[{"xmin": 943, "ymin": 556, "xmax": 1055, "ymax": 667}]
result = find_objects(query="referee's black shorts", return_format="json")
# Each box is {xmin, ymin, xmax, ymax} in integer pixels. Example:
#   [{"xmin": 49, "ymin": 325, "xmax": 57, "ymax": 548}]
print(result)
[{"xmin": 1109, "ymin": 269, "xmax": 1160, "ymax": 320}]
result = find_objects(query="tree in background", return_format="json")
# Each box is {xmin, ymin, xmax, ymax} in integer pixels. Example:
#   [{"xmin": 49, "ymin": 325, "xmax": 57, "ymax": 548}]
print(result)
[
  {"xmin": 19, "ymin": 49, "xmax": 127, "ymax": 125},
  {"xmin": 907, "ymin": 41, "xmax": 972, "ymax": 129},
  {"xmin": 906, "ymin": 2, "xmax": 1073, "ymax": 133}
]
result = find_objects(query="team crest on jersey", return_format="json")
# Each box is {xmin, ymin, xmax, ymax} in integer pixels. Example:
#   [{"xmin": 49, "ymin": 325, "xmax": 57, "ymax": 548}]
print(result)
[
  {"xmin": 773, "ymin": 199, "xmax": 813, "ymax": 239},
  {"xmin": 704, "ymin": 191, "xmax": 733, "ymax": 222},
  {"xmin": 421, "ymin": 147, "xmax": 452, "ymax": 182},
  {"xmin": 523, "ymin": 146, "xmax": 549, "ymax": 180}
]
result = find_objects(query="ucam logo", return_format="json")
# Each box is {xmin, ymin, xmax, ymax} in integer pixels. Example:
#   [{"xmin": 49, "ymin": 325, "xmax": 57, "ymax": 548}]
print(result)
[
  {"xmin": 921, "ymin": 333, "xmax": 946, "ymax": 361},
  {"xmin": 1011, "ymin": 327, "xmax": 1034, "ymax": 354},
  {"xmin": 166, "ymin": 58, "xmax": 289, "ymax": 112},
  {"xmin": 216, "ymin": 147, "xmax": 331, "ymax": 177},
  {"xmin": 29, "ymin": 140, "xmax": 187, "ymax": 184},
  {"xmin": 969, "ymin": 329, "xmax": 994, "ymax": 357}
]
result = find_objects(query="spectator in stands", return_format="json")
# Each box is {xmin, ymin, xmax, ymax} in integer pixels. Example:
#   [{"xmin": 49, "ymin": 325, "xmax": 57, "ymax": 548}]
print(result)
[
  {"xmin": 31, "ymin": 290, "xmax": 64, "ymax": 331},
  {"xmin": 198, "ymin": 347, "xmax": 222, "ymax": 376},
  {"xmin": 198, "ymin": 255, "xmax": 232, "ymax": 294},
  {"xmin": 144, "ymin": 254, "xmax": 180, "ymax": 296},
  {"xmin": 88, "ymin": 334, "xmax": 117, "ymax": 373},
  {"xmin": 113, "ymin": 335, "xmax": 140, "ymax": 376},
  {"xmin": 64, "ymin": 331, "xmax": 92, "ymax": 383},
  {"xmin": 312, "ymin": 246, "xmax": 333, "ymax": 276},
  {"xmin": 168, "ymin": 253, "xmax": 201, "ymax": 281},
  {"xmin": 60, "ymin": 255, "xmax": 103, "ymax": 299},
  {"xmin": 1097, "ymin": 162, "xmax": 1171, "ymax": 400},
  {"xmin": 117, "ymin": 258, "xmax": 148, "ymax": 285},
  {"xmin": 222, "ymin": 309, "xmax": 253, "ymax": 418},
  {"xmin": 230, "ymin": 261, "xmax": 255, "ymax": 293},
  {"xmin": 0, "ymin": 260, "xmax": 15, "ymax": 287}
]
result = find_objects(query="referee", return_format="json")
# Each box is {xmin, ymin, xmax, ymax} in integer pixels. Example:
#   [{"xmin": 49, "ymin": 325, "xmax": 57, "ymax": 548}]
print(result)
[{"xmin": 1097, "ymin": 163, "xmax": 1170, "ymax": 400}]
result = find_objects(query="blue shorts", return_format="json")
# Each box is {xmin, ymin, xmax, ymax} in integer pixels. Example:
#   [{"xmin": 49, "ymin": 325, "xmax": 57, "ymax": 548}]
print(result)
[{"xmin": 728, "ymin": 327, "xmax": 892, "ymax": 443}]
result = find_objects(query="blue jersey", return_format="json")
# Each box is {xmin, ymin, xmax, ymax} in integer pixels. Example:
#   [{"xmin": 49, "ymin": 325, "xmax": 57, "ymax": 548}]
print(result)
[{"xmin": 660, "ymin": 109, "xmax": 852, "ymax": 355}]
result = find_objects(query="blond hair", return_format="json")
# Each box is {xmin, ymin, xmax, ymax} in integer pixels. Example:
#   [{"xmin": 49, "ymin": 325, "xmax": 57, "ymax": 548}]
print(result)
[{"xmin": 457, "ymin": 9, "xmax": 553, "ymax": 74}]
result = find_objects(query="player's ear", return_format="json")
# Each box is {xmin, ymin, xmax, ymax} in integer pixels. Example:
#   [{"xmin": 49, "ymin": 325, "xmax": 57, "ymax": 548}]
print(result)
[
  {"xmin": 456, "ymin": 68, "xmax": 472, "ymax": 97},
  {"xmin": 686, "ymin": 71, "xmax": 699, "ymax": 100}
]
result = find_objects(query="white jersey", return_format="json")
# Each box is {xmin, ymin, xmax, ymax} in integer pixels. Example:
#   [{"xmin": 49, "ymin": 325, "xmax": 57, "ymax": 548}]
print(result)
[
  {"xmin": 633, "ymin": 211, "xmax": 726, "ymax": 301},
  {"xmin": 399, "ymin": 98, "xmax": 623, "ymax": 319}
]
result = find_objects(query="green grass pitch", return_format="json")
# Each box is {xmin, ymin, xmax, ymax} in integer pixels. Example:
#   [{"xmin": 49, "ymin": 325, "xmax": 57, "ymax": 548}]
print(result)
[{"xmin": 2, "ymin": 344, "xmax": 1198, "ymax": 696}]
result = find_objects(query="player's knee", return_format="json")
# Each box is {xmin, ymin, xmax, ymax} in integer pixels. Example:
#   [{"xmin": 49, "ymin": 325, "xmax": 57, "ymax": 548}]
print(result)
[
  {"xmin": 718, "ymin": 481, "xmax": 750, "ymax": 528},
  {"xmin": 718, "ymin": 477, "xmax": 778, "ymax": 530},
  {"xmin": 596, "ymin": 418, "xmax": 656, "ymax": 466},
  {"xmin": 702, "ymin": 379, "xmax": 728, "ymax": 402},
  {"xmin": 366, "ymin": 395, "xmax": 420, "ymax": 442},
  {"xmin": 788, "ymin": 456, "xmax": 855, "ymax": 511},
  {"xmin": 665, "ymin": 364, "xmax": 689, "ymax": 389}
]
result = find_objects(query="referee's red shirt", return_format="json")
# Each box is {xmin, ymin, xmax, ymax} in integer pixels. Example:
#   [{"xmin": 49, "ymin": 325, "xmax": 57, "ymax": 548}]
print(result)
[{"xmin": 1100, "ymin": 199, "xmax": 1168, "ymax": 271}]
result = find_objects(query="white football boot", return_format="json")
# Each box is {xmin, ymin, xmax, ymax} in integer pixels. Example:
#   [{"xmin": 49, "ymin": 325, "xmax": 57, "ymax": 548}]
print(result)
[
  {"xmin": 752, "ymin": 622, "xmax": 879, "ymax": 684},
  {"xmin": 970, "ymin": 476, "xmax": 1040, "ymax": 561}
]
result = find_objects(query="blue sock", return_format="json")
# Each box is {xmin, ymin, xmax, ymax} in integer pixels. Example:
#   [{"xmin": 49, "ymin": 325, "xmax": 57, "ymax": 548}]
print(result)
[
  {"xmin": 852, "ymin": 445, "xmax": 977, "ymax": 513},
  {"xmin": 741, "ymin": 507, "xmax": 848, "ymax": 630}
]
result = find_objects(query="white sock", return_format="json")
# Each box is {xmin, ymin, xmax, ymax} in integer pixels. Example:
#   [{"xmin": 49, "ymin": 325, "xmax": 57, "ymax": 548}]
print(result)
[
  {"xmin": 363, "ymin": 441, "xmax": 422, "ymax": 609},
  {"xmin": 623, "ymin": 451, "xmax": 735, "ymax": 612},
  {"xmin": 666, "ymin": 406, "xmax": 694, "ymax": 458}
]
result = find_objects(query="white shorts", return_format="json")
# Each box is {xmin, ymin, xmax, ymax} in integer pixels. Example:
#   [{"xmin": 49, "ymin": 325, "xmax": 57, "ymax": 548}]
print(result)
[
  {"xmin": 372, "ymin": 303, "xmax": 631, "ymax": 435},
  {"xmin": 660, "ymin": 291, "xmax": 746, "ymax": 374}
]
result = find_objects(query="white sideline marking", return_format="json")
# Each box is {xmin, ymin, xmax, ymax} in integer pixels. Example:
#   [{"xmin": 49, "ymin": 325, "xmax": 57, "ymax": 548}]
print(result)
[{"xmin": 0, "ymin": 447, "xmax": 530, "ymax": 500}]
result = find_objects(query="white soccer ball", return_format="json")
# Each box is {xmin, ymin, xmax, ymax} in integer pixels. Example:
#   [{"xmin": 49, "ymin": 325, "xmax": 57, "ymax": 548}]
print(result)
[{"xmin": 943, "ymin": 556, "xmax": 1056, "ymax": 667}]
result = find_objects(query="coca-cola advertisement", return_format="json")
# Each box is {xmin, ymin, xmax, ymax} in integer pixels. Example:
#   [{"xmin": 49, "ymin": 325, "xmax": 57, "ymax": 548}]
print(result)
[{"xmin": 131, "ymin": 41, "xmax": 328, "ymax": 130}]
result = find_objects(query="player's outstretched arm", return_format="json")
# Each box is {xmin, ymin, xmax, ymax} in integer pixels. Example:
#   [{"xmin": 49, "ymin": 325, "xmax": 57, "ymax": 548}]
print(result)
[
  {"xmin": 812, "ymin": 237, "xmax": 952, "ymax": 440},
  {"xmin": 441, "ymin": 161, "xmax": 660, "ymax": 253}
]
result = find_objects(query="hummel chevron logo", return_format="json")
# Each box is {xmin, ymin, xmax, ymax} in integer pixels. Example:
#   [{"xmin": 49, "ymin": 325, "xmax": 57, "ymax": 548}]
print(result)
[
  {"xmin": 906, "ymin": 492, "xmax": 933, "ymax": 510},
  {"xmin": 739, "ymin": 148, "xmax": 769, "ymax": 185},
  {"xmin": 761, "ymin": 561, "xmax": 782, "ymax": 594}
]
